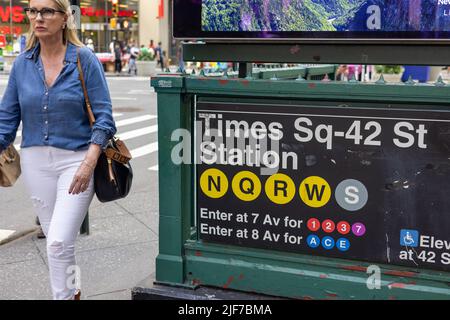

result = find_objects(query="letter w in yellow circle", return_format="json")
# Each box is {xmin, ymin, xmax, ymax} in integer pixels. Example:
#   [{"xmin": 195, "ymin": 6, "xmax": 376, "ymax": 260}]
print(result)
[
  {"xmin": 199, "ymin": 168, "xmax": 229, "ymax": 199},
  {"xmin": 299, "ymin": 176, "xmax": 331, "ymax": 208}
]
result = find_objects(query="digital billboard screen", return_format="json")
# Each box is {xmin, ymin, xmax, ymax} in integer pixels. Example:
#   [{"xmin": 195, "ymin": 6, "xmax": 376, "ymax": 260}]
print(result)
[{"xmin": 173, "ymin": 0, "xmax": 450, "ymax": 42}]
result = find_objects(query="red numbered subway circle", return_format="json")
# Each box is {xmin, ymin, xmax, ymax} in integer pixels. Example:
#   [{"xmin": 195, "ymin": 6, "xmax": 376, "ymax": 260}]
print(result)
[
  {"xmin": 307, "ymin": 218, "xmax": 321, "ymax": 232},
  {"xmin": 322, "ymin": 219, "xmax": 335, "ymax": 233},
  {"xmin": 337, "ymin": 221, "xmax": 351, "ymax": 235}
]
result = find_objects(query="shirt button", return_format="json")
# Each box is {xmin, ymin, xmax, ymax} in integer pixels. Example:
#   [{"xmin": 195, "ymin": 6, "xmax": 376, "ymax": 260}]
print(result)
[
  {"xmin": 45, "ymin": 92, "xmax": 48, "ymax": 95},
  {"xmin": 44, "ymin": 106, "xmax": 48, "ymax": 110},
  {"xmin": 44, "ymin": 135, "xmax": 48, "ymax": 140},
  {"xmin": 45, "ymin": 120, "xmax": 48, "ymax": 124}
]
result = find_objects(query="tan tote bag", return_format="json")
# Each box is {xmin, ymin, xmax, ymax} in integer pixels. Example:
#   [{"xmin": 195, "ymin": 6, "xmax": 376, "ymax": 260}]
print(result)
[{"xmin": 0, "ymin": 144, "xmax": 21, "ymax": 187}]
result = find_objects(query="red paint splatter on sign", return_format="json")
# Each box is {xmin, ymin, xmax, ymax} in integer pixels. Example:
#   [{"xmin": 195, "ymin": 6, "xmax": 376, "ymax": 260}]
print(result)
[
  {"xmin": 223, "ymin": 276, "xmax": 234, "ymax": 289},
  {"xmin": 342, "ymin": 265, "xmax": 367, "ymax": 272},
  {"xmin": 384, "ymin": 270, "xmax": 417, "ymax": 278}
]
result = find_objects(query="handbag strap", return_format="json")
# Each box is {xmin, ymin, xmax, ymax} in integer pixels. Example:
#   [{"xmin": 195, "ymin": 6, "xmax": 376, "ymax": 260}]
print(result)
[
  {"xmin": 76, "ymin": 48, "xmax": 96, "ymax": 127},
  {"xmin": 76, "ymin": 48, "xmax": 132, "ymax": 164}
]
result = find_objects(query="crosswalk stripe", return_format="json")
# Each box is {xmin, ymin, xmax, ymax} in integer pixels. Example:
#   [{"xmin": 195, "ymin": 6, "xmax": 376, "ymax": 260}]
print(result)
[
  {"xmin": 112, "ymin": 97, "xmax": 137, "ymax": 101},
  {"xmin": 131, "ymin": 142, "xmax": 158, "ymax": 158},
  {"xmin": 115, "ymin": 115, "xmax": 156, "ymax": 127},
  {"xmin": 117, "ymin": 125, "xmax": 158, "ymax": 141},
  {"xmin": 128, "ymin": 89, "xmax": 154, "ymax": 95},
  {"xmin": 16, "ymin": 112, "xmax": 137, "ymax": 138},
  {"xmin": 14, "ymin": 114, "xmax": 155, "ymax": 151},
  {"xmin": 0, "ymin": 229, "xmax": 15, "ymax": 242}
]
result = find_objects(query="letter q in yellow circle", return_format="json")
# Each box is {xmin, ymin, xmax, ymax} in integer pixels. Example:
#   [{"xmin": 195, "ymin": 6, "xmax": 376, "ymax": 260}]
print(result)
[
  {"xmin": 264, "ymin": 173, "xmax": 296, "ymax": 205},
  {"xmin": 199, "ymin": 168, "xmax": 229, "ymax": 199},
  {"xmin": 232, "ymin": 171, "xmax": 261, "ymax": 202},
  {"xmin": 299, "ymin": 176, "xmax": 331, "ymax": 208}
]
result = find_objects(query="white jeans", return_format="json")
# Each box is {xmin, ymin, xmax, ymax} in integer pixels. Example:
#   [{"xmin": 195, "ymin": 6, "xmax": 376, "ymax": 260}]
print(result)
[{"xmin": 21, "ymin": 146, "xmax": 94, "ymax": 300}]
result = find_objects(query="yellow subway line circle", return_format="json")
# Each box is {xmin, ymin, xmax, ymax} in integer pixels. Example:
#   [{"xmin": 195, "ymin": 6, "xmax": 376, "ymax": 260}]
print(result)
[
  {"xmin": 232, "ymin": 171, "xmax": 262, "ymax": 202},
  {"xmin": 199, "ymin": 168, "xmax": 229, "ymax": 199},
  {"xmin": 264, "ymin": 173, "xmax": 296, "ymax": 205},
  {"xmin": 299, "ymin": 176, "xmax": 331, "ymax": 208}
]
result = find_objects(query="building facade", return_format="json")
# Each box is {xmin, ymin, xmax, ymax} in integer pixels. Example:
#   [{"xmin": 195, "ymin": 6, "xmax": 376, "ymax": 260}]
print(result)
[{"xmin": 0, "ymin": 0, "xmax": 171, "ymax": 57}]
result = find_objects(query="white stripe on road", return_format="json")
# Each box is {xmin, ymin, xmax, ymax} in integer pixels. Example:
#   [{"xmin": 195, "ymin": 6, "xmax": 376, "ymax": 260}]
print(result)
[
  {"xmin": 0, "ymin": 229, "xmax": 15, "ymax": 242},
  {"xmin": 16, "ymin": 113, "xmax": 144, "ymax": 138},
  {"xmin": 117, "ymin": 125, "xmax": 158, "ymax": 141},
  {"xmin": 128, "ymin": 89, "xmax": 154, "ymax": 95},
  {"xmin": 115, "ymin": 115, "xmax": 156, "ymax": 127},
  {"xmin": 130, "ymin": 142, "xmax": 158, "ymax": 158},
  {"xmin": 14, "ymin": 114, "xmax": 156, "ymax": 151},
  {"xmin": 111, "ymin": 97, "xmax": 137, "ymax": 101},
  {"xmin": 108, "ymin": 77, "xmax": 150, "ymax": 81}
]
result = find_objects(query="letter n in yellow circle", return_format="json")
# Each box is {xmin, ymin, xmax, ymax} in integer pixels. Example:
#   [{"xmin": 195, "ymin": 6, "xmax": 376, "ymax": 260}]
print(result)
[
  {"xmin": 232, "ymin": 171, "xmax": 261, "ymax": 202},
  {"xmin": 299, "ymin": 176, "xmax": 331, "ymax": 208},
  {"xmin": 265, "ymin": 174, "xmax": 295, "ymax": 205},
  {"xmin": 200, "ymin": 168, "xmax": 228, "ymax": 199}
]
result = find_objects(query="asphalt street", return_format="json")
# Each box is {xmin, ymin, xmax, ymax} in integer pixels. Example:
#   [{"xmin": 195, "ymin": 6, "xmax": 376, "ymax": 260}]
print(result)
[{"xmin": 0, "ymin": 74, "xmax": 160, "ymax": 299}]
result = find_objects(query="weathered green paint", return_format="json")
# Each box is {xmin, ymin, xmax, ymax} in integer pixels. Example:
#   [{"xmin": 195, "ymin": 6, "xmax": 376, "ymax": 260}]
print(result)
[
  {"xmin": 153, "ymin": 76, "xmax": 194, "ymax": 286},
  {"xmin": 152, "ymin": 74, "xmax": 450, "ymax": 299}
]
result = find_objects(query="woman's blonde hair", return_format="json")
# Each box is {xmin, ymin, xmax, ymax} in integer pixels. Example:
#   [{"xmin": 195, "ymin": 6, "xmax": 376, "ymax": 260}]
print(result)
[{"xmin": 25, "ymin": 0, "xmax": 84, "ymax": 51}]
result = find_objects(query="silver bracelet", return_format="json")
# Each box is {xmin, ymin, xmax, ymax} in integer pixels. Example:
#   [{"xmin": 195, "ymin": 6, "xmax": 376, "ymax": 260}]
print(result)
[{"xmin": 82, "ymin": 160, "xmax": 95, "ymax": 170}]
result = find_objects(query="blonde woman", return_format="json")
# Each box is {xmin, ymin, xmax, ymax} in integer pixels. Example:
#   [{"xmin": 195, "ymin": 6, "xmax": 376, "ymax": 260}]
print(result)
[{"xmin": 0, "ymin": 0, "xmax": 116, "ymax": 299}]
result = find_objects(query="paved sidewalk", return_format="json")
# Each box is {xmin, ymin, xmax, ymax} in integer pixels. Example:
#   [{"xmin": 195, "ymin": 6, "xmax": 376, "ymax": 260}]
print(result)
[
  {"xmin": 0, "ymin": 191, "xmax": 159, "ymax": 300},
  {"xmin": 0, "ymin": 150, "xmax": 159, "ymax": 299}
]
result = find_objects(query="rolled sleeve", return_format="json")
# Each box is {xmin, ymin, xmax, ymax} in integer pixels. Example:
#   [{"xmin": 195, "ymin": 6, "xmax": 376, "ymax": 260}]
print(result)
[
  {"xmin": 91, "ymin": 128, "xmax": 110, "ymax": 149},
  {"xmin": 0, "ymin": 61, "xmax": 20, "ymax": 151},
  {"xmin": 83, "ymin": 50, "xmax": 117, "ymax": 149}
]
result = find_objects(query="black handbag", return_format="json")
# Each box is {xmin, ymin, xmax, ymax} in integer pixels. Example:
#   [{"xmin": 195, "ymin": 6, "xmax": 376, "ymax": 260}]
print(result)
[{"xmin": 77, "ymin": 48, "xmax": 133, "ymax": 202}]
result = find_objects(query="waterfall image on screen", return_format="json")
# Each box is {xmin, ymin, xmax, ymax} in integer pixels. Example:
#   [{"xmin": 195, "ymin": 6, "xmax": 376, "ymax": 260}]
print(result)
[{"xmin": 201, "ymin": 0, "xmax": 450, "ymax": 32}]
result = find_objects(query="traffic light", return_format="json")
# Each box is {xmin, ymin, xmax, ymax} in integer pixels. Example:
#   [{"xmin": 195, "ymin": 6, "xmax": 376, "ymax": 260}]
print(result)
[
  {"xmin": 110, "ymin": 18, "xmax": 117, "ymax": 30},
  {"xmin": 120, "ymin": 19, "xmax": 131, "ymax": 30},
  {"xmin": 112, "ymin": 0, "xmax": 119, "ymax": 17}
]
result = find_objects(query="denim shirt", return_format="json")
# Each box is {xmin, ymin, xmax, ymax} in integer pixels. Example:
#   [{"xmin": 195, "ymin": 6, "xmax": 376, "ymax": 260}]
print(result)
[{"xmin": 0, "ymin": 42, "xmax": 116, "ymax": 153}]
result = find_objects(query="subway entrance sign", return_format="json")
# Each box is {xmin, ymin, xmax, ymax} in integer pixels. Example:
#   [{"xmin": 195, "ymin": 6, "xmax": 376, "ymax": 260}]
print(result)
[
  {"xmin": 134, "ymin": 75, "xmax": 450, "ymax": 301},
  {"xmin": 197, "ymin": 101, "xmax": 450, "ymax": 272}
]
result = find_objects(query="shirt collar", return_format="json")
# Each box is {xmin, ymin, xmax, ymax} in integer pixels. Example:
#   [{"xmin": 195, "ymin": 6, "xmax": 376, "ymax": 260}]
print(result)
[{"xmin": 25, "ymin": 42, "xmax": 78, "ymax": 63}]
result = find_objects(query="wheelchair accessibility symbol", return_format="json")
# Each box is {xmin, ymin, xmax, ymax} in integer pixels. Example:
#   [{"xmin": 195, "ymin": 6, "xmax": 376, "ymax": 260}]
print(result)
[{"xmin": 400, "ymin": 229, "xmax": 419, "ymax": 247}]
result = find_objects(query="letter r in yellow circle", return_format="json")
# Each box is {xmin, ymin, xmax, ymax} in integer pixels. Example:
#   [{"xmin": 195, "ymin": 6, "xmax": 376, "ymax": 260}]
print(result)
[
  {"xmin": 232, "ymin": 171, "xmax": 261, "ymax": 202},
  {"xmin": 199, "ymin": 168, "xmax": 228, "ymax": 199},
  {"xmin": 265, "ymin": 174, "xmax": 296, "ymax": 205},
  {"xmin": 299, "ymin": 176, "xmax": 331, "ymax": 208}
]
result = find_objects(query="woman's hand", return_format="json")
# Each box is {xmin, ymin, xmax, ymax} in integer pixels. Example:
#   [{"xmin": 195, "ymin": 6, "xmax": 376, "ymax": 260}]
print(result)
[
  {"xmin": 69, "ymin": 144, "xmax": 102, "ymax": 195},
  {"xmin": 69, "ymin": 160, "xmax": 95, "ymax": 195}
]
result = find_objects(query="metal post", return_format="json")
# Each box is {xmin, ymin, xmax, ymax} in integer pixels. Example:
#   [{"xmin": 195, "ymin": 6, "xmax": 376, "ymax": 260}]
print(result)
[
  {"xmin": 238, "ymin": 62, "xmax": 253, "ymax": 78},
  {"xmin": 80, "ymin": 211, "xmax": 90, "ymax": 235},
  {"xmin": 9, "ymin": 0, "xmax": 12, "ymax": 50}
]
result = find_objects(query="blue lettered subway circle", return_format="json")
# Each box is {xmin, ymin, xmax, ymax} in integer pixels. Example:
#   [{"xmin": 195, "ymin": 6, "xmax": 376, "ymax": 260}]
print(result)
[{"xmin": 195, "ymin": 101, "xmax": 450, "ymax": 272}]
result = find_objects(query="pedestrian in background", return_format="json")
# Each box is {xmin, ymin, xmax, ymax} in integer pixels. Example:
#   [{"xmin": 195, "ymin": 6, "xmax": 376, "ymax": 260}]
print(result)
[
  {"xmin": 336, "ymin": 65, "xmax": 348, "ymax": 81},
  {"xmin": 86, "ymin": 38, "xmax": 94, "ymax": 52},
  {"xmin": 114, "ymin": 44, "xmax": 122, "ymax": 74},
  {"xmin": 0, "ymin": 0, "xmax": 116, "ymax": 300},
  {"xmin": 128, "ymin": 40, "xmax": 139, "ymax": 76},
  {"xmin": 155, "ymin": 42, "xmax": 163, "ymax": 70}
]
